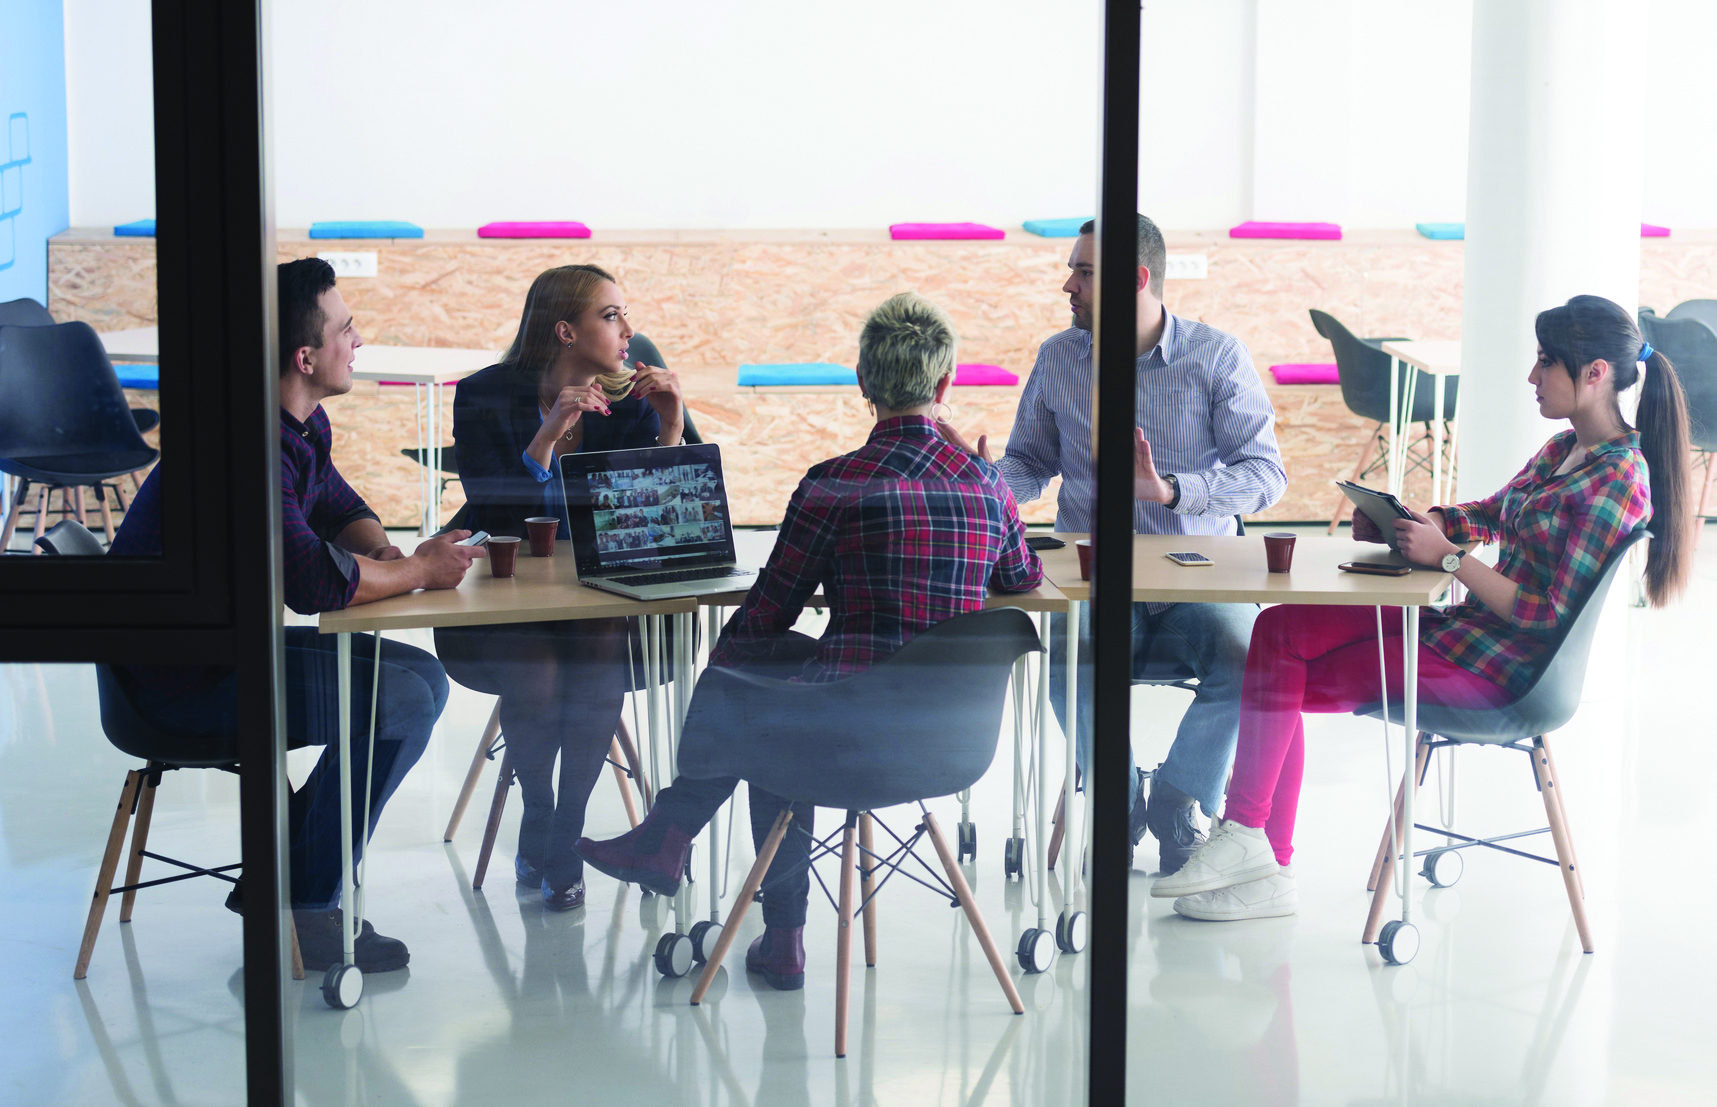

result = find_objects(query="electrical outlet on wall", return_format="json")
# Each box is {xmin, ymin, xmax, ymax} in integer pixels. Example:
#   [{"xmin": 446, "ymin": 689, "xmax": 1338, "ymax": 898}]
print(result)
[
  {"xmin": 318, "ymin": 251, "xmax": 377, "ymax": 278},
  {"xmin": 1164, "ymin": 253, "xmax": 1207, "ymax": 280}
]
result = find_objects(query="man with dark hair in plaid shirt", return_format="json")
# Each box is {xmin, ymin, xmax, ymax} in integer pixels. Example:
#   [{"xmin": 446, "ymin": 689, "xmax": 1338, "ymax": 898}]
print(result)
[{"xmin": 108, "ymin": 259, "xmax": 482, "ymax": 974}]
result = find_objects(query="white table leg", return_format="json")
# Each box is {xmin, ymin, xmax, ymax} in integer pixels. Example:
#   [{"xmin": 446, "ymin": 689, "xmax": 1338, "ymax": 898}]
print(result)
[
  {"xmin": 1400, "ymin": 605, "xmax": 1419, "ymax": 927},
  {"xmin": 671, "ymin": 611, "xmax": 693, "ymax": 930},
  {"xmin": 337, "ymin": 632, "xmax": 356, "ymax": 968},
  {"xmin": 412, "ymin": 383, "xmax": 429, "ymax": 537},
  {"xmin": 1430, "ymin": 376, "xmax": 1448, "ymax": 506},
  {"xmin": 1010, "ymin": 654, "xmax": 1027, "ymax": 868},
  {"xmin": 1387, "ymin": 357, "xmax": 1400, "ymax": 496},
  {"xmin": 1063, "ymin": 601, "xmax": 1083, "ymax": 913},
  {"xmin": 427, "ymin": 382, "xmax": 443, "ymax": 534}
]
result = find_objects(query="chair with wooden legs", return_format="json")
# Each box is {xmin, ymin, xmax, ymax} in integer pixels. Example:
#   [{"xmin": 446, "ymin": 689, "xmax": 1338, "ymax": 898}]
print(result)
[
  {"xmin": 675, "ymin": 608, "xmax": 1042, "ymax": 1057},
  {"xmin": 1357, "ymin": 528, "xmax": 1648, "ymax": 957}
]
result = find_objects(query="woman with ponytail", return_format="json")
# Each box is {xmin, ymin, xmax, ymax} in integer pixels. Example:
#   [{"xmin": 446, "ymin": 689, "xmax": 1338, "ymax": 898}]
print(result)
[
  {"xmin": 1152, "ymin": 293, "xmax": 1691, "ymax": 921},
  {"xmin": 435, "ymin": 265, "xmax": 688, "ymax": 912}
]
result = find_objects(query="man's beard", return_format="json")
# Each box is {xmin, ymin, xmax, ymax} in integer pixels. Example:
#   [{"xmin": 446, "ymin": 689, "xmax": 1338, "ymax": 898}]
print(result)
[{"xmin": 1071, "ymin": 305, "xmax": 1091, "ymax": 332}]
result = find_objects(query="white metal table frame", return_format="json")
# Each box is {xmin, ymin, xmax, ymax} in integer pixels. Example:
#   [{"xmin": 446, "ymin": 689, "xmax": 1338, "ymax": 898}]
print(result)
[{"xmin": 1379, "ymin": 339, "xmax": 1462, "ymax": 507}]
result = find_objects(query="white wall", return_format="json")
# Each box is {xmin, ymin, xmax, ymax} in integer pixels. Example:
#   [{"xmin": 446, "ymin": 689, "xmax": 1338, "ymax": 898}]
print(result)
[{"xmin": 56, "ymin": 0, "xmax": 1717, "ymax": 230}]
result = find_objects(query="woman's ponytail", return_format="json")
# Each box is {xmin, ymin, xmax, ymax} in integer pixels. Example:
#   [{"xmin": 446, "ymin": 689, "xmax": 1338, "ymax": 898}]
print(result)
[{"xmin": 1636, "ymin": 348, "xmax": 1693, "ymax": 606}]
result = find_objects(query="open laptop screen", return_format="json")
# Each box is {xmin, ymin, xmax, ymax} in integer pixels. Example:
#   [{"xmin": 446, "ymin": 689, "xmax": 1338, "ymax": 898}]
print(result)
[{"xmin": 559, "ymin": 443, "xmax": 737, "ymax": 575}]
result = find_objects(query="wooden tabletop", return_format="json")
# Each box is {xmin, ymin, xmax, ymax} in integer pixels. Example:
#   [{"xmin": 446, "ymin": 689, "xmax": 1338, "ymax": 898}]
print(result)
[
  {"xmin": 1379, "ymin": 340, "xmax": 1461, "ymax": 376},
  {"xmin": 317, "ymin": 541, "xmax": 694, "ymax": 634},
  {"xmin": 1038, "ymin": 533, "xmax": 1454, "ymax": 606},
  {"xmin": 349, "ymin": 344, "xmax": 497, "ymax": 385}
]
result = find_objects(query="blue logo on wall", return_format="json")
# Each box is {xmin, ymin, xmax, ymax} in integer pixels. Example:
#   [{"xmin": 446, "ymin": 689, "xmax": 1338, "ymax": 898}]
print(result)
[{"xmin": 0, "ymin": 113, "xmax": 29, "ymax": 273}]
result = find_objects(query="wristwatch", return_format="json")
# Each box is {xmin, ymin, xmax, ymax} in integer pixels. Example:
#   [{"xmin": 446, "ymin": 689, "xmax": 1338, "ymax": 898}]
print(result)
[
  {"xmin": 1441, "ymin": 548, "xmax": 1467, "ymax": 573},
  {"xmin": 1163, "ymin": 474, "xmax": 1181, "ymax": 510}
]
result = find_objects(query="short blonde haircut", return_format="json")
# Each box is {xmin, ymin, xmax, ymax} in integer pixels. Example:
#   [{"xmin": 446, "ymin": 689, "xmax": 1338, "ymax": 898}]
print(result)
[{"xmin": 856, "ymin": 292, "xmax": 958, "ymax": 410}]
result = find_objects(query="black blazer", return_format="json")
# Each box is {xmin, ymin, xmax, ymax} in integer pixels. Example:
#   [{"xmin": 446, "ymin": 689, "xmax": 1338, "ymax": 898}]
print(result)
[{"xmin": 452, "ymin": 334, "xmax": 667, "ymax": 541}]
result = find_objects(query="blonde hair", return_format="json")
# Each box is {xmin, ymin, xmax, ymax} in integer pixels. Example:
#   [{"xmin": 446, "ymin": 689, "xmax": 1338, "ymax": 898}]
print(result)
[
  {"xmin": 856, "ymin": 292, "xmax": 958, "ymax": 410},
  {"xmin": 501, "ymin": 264, "xmax": 636, "ymax": 400}
]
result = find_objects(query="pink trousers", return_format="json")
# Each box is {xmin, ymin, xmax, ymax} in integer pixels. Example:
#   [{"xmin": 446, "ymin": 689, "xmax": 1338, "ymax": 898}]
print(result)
[{"xmin": 1224, "ymin": 605, "xmax": 1510, "ymax": 865}]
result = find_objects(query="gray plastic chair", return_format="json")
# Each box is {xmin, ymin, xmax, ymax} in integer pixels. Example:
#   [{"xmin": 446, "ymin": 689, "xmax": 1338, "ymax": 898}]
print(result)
[
  {"xmin": 0, "ymin": 297, "xmax": 54, "ymax": 327},
  {"xmin": 1665, "ymin": 298, "xmax": 1717, "ymax": 336},
  {"xmin": 1310, "ymin": 310, "xmax": 1459, "ymax": 532},
  {"xmin": 1355, "ymin": 527, "xmax": 1649, "ymax": 957},
  {"xmin": 673, "ymin": 606, "xmax": 1041, "ymax": 1056},
  {"xmin": 1640, "ymin": 313, "xmax": 1717, "ymax": 538}
]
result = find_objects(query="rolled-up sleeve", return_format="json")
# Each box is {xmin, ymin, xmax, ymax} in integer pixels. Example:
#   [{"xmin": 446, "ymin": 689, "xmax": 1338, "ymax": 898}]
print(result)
[{"xmin": 1170, "ymin": 344, "xmax": 1286, "ymax": 517}]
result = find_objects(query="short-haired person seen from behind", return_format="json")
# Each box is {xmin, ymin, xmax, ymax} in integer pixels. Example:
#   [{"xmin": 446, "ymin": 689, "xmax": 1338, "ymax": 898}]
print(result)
[
  {"xmin": 1154, "ymin": 295, "xmax": 1692, "ymax": 921},
  {"xmin": 941, "ymin": 215, "xmax": 1286, "ymax": 874},
  {"xmin": 107, "ymin": 258, "xmax": 481, "ymax": 973},
  {"xmin": 434, "ymin": 265, "xmax": 685, "ymax": 912},
  {"xmin": 578, "ymin": 292, "xmax": 1042, "ymax": 989}
]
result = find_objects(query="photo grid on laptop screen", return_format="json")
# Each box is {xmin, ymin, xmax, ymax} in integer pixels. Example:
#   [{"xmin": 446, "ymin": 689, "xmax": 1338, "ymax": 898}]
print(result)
[{"xmin": 587, "ymin": 459, "xmax": 728, "ymax": 567}]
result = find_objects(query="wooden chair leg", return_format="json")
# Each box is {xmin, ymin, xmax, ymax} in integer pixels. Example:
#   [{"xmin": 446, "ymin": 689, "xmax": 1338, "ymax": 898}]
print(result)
[
  {"xmin": 75, "ymin": 771, "xmax": 143, "ymax": 979},
  {"xmin": 1047, "ymin": 784, "xmax": 1066, "ymax": 870},
  {"xmin": 30, "ymin": 485, "xmax": 50, "ymax": 547},
  {"xmin": 118, "ymin": 771, "xmax": 159, "ymax": 922},
  {"xmin": 692, "ymin": 809, "xmax": 793, "ymax": 1005},
  {"xmin": 615, "ymin": 716, "xmax": 652, "ymax": 810},
  {"xmin": 97, "ymin": 486, "xmax": 116, "ymax": 544},
  {"xmin": 1533, "ymin": 736, "xmax": 1594, "ymax": 953},
  {"xmin": 472, "ymin": 748, "xmax": 514, "ymax": 891},
  {"xmin": 73, "ymin": 485, "xmax": 87, "ymax": 526},
  {"xmin": 1362, "ymin": 733, "xmax": 1429, "ymax": 945},
  {"xmin": 1367, "ymin": 737, "xmax": 1430, "ymax": 892},
  {"xmin": 1327, "ymin": 424, "xmax": 1385, "ymax": 534},
  {"xmin": 443, "ymin": 700, "xmax": 502, "ymax": 842},
  {"xmin": 859, "ymin": 812, "xmax": 878, "ymax": 968},
  {"xmin": 921, "ymin": 808, "xmax": 1024, "ymax": 1014},
  {"xmin": 611, "ymin": 737, "xmax": 641, "ymax": 828},
  {"xmin": 0, "ymin": 479, "xmax": 26, "ymax": 551},
  {"xmin": 289, "ymin": 915, "xmax": 305, "ymax": 981},
  {"xmin": 835, "ymin": 814, "xmax": 859, "ymax": 1058}
]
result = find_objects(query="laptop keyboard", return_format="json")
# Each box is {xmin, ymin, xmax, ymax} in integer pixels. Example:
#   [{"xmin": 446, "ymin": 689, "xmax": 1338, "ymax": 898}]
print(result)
[{"xmin": 619, "ymin": 566, "xmax": 751, "ymax": 587}]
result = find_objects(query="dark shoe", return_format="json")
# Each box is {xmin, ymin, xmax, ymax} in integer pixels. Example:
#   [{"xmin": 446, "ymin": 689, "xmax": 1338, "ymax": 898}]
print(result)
[
  {"xmin": 1146, "ymin": 772, "xmax": 1207, "ymax": 875},
  {"xmin": 1127, "ymin": 772, "xmax": 1151, "ymax": 869},
  {"xmin": 745, "ymin": 927, "xmax": 805, "ymax": 991},
  {"xmin": 225, "ymin": 880, "xmax": 244, "ymax": 916},
  {"xmin": 515, "ymin": 855, "xmax": 546, "ymax": 889},
  {"xmin": 575, "ymin": 810, "xmax": 693, "ymax": 898},
  {"xmin": 541, "ymin": 879, "xmax": 585, "ymax": 912},
  {"xmin": 291, "ymin": 909, "xmax": 410, "ymax": 973}
]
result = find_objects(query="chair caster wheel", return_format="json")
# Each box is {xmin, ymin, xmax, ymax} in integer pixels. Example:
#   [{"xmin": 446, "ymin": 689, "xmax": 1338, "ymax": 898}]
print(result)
[
  {"xmin": 1003, "ymin": 836, "xmax": 1024, "ymax": 878},
  {"xmin": 1420, "ymin": 847, "xmax": 1463, "ymax": 888},
  {"xmin": 1378, "ymin": 919, "xmax": 1420, "ymax": 966},
  {"xmin": 321, "ymin": 963, "xmax": 363, "ymax": 1009},
  {"xmin": 1055, "ymin": 910, "xmax": 1088, "ymax": 954},
  {"xmin": 1017, "ymin": 927, "xmax": 1055, "ymax": 973},
  {"xmin": 957, "ymin": 822, "xmax": 977, "ymax": 863},
  {"xmin": 689, "ymin": 920, "xmax": 722, "ymax": 964},
  {"xmin": 655, "ymin": 932, "xmax": 696, "ymax": 978}
]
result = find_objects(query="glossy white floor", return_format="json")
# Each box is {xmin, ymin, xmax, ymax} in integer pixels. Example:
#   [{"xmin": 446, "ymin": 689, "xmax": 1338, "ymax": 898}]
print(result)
[{"xmin": 4, "ymin": 528, "xmax": 1715, "ymax": 1106}]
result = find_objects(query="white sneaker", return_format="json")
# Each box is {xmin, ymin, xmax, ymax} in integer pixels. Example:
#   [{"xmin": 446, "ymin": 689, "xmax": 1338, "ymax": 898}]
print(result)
[
  {"xmin": 1150, "ymin": 819, "xmax": 1278, "ymax": 899},
  {"xmin": 1173, "ymin": 866, "xmax": 1298, "ymax": 921}
]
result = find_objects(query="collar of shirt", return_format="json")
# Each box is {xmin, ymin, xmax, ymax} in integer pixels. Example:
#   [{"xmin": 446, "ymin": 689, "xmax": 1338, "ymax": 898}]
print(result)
[
  {"xmin": 1064, "ymin": 306, "xmax": 1181, "ymax": 370},
  {"xmin": 1538, "ymin": 427, "xmax": 1642, "ymax": 479},
  {"xmin": 867, "ymin": 414, "xmax": 940, "ymax": 442},
  {"xmin": 280, "ymin": 406, "xmax": 314, "ymax": 440}
]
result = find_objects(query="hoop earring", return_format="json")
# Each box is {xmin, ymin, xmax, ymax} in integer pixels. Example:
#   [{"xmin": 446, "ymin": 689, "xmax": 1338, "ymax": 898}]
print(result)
[{"xmin": 930, "ymin": 401, "xmax": 953, "ymax": 424}]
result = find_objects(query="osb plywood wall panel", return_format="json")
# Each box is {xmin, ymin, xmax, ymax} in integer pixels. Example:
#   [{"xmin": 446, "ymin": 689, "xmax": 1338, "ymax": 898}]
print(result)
[{"xmin": 50, "ymin": 231, "xmax": 1717, "ymax": 528}]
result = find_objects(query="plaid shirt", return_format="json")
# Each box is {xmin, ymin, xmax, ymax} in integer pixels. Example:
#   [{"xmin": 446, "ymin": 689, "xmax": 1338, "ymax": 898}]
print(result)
[
  {"xmin": 710, "ymin": 416, "xmax": 1043, "ymax": 682},
  {"xmin": 1426, "ymin": 429, "xmax": 1650, "ymax": 697}
]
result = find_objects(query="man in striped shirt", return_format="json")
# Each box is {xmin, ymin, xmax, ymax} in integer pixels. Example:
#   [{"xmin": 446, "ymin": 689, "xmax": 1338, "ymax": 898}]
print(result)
[{"xmin": 942, "ymin": 215, "xmax": 1285, "ymax": 873}]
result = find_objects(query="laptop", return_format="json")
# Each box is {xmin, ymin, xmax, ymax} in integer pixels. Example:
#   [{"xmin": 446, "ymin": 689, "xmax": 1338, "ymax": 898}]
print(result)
[{"xmin": 559, "ymin": 442, "xmax": 760, "ymax": 600}]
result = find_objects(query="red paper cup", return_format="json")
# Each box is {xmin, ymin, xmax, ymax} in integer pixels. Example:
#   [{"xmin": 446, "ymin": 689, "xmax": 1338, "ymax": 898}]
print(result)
[
  {"xmin": 1263, "ymin": 532, "xmax": 1297, "ymax": 573},
  {"xmin": 525, "ymin": 517, "xmax": 558, "ymax": 558},
  {"xmin": 488, "ymin": 536, "xmax": 521, "ymax": 578},
  {"xmin": 1075, "ymin": 539, "xmax": 1093, "ymax": 581}
]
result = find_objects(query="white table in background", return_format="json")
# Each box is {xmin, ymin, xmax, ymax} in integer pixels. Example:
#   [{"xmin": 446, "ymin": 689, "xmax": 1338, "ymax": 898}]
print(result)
[
  {"xmin": 1378, "ymin": 340, "xmax": 1461, "ymax": 506},
  {"xmin": 97, "ymin": 327, "xmax": 161, "ymax": 363}
]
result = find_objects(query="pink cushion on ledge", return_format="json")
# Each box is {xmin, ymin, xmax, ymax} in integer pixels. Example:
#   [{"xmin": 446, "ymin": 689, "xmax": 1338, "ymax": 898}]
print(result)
[
  {"xmin": 1270, "ymin": 363, "xmax": 1341, "ymax": 385},
  {"xmin": 1230, "ymin": 221, "xmax": 1342, "ymax": 240},
  {"xmin": 889, "ymin": 222, "xmax": 1005, "ymax": 241},
  {"xmin": 953, "ymin": 363, "xmax": 1019, "ymax": 386},
  {"xmin": 1641, "ymin": 223, "xmax": 1671, "ymax": 237},
  {"xmin": 478, "ymin": 221, "xmax": 591, "ymax": 238}
]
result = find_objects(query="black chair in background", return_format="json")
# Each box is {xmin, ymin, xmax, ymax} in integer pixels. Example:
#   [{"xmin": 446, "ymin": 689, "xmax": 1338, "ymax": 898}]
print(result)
[
  {"xmin": 0, "ymin": 321, "xmax": 160, "ymax": 548},
  {"xmin": 34, "ymin": 521, "xmax": 304, "ymax": 982},
  {"xmin": 1638, "ymin": 312, "xmax": 1717, "ymax": 543},
  {"xmin": 1358, "ymin": 528, "xmax": 1647, "ymax": 964},
  {"xmin": 1665, "ymin": 298, "xmax": 1717, "ymax": 335},
  {"xmin": 674, "ymin": 607, "xmax": 1040, "ymax": 1056},
  {"xmin": 1309, "ymin": 310, "xmax": 1459, "ymax": 532}
]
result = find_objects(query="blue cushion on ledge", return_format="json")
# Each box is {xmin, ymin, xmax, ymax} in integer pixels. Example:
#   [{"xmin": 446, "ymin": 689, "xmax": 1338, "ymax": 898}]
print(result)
[
  {"xmin": 114, "ymin": 219, "xmax": 156, "ymax": 237},
  {"xmin": 1023, "ymin": 217, "xmax": 1093, "ymax": 238},
  {"xmin": 737, "ymin": 363, "xmax": 857, "ymax": 387},
  {"xmin": 1416, "ymin": 223, "xmax": 1465, "ymax": 240},
  {"xmin": 308, "ymin": 221, "xmax": 424, "ymax": 239},
  {"xmin": 114, "ymin": 365, "xmax": 159, "ymax": 390}
]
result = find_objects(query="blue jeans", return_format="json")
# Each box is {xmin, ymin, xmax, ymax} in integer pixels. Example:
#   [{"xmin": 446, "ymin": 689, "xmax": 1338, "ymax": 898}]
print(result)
[
  {"xmin": 1049, "ymin": 601, "xmax": 1257, "ymax": 817},
  {"xmin": 129, "ymin": 627, "xmax": 447, "ymax": 909}
]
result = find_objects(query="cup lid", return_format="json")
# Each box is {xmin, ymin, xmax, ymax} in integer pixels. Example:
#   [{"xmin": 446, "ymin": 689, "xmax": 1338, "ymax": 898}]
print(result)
[
  {"xmin": 525, "ymin": 517, "xmax": 559, "ymax": 524},
  {"xmin": 488, "ymin": 535, "xmax": 522, "ymax": 542}
]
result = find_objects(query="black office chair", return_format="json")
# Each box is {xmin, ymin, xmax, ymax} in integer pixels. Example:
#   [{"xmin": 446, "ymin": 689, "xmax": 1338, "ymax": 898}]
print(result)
[
  {"xmin": 0, "ymin": 322, "xmax": 159, "ymax": 549},
  {"xmin": 1665, "ymin": 298, "xmax": 1717, "ymax": 335},
  {"xmin": 671, "ymin": 607, "xmax": 1041, "ymax": 1056},
  {"xmin": 33, "ymin": 521, "xmax": 303, "ymax": 982},
  {"xmin": 1309, "ymin": 310, "xmax": 1460, "ymax": 533},
  {"xmin": 1639, "ymin": 313, "xmax": 1717, "ymax": 543},
  {"xmin": 1357, "ymin": 528, "xmax": 1648, "ymax": 963}
]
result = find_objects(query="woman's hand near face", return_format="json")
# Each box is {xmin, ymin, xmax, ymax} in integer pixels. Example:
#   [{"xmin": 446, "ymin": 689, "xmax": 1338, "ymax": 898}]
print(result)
[
  {"xmin": 547, "ymin": 381, "xmax": 611, "ymax": 434},
  {"xmin": 631, "ymin": 361, "xmax": 685, "ymax": 442}
]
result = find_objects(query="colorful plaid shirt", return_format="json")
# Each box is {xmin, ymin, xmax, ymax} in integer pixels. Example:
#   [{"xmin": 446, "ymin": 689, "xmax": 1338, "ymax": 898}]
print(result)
[
  {"xmin": 1426, "ymin": 429, "xmax": 1650, "ymax": 697},
  {"xmin": 710, "ymin": 416, "xmax": 1044, "ymax": 682}
]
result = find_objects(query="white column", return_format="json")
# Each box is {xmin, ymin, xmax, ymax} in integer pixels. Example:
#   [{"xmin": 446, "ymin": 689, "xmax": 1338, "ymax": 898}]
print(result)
[{"xmin": 1457, "ymin": 0, "xmax": 1645, "ymax": 502}]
